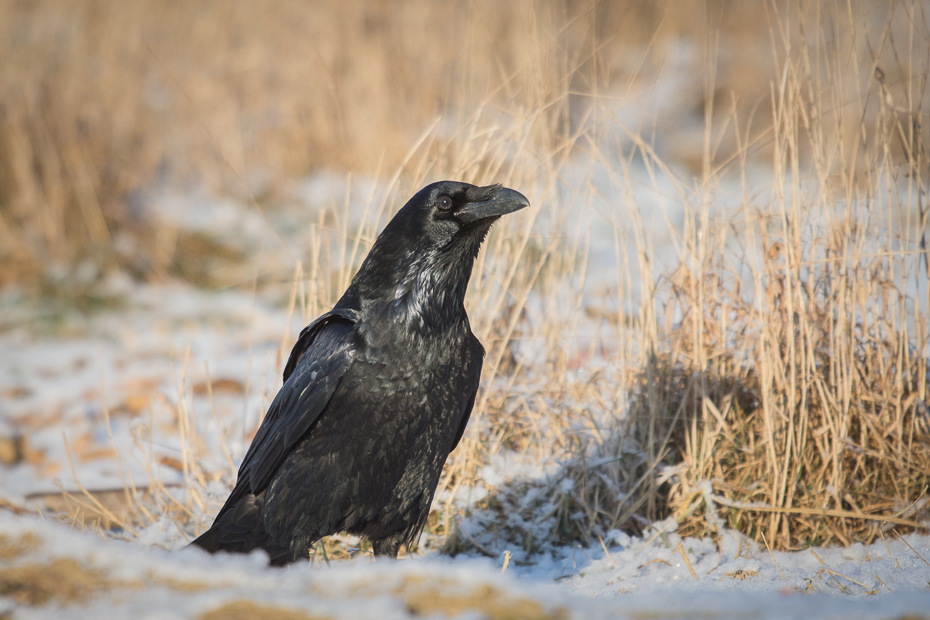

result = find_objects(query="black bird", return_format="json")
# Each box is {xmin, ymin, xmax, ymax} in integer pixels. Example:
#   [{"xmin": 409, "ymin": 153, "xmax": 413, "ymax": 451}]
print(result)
[{"xmin": 191, "ymin": 181, "xmax": 529, "ymax": 564}]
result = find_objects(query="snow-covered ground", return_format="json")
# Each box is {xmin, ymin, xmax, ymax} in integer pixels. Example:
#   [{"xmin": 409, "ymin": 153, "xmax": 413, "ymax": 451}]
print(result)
[
  {"xmin": 2, "ymin": 508, "xmax": 930, "ymax": 619},
  {"xmin": 1, "ymin": 121, "xmax": 928, "ymax": 615},
  {"xmin": 2, "ymin": 268, "xmax": 929, "ymax": 618}
]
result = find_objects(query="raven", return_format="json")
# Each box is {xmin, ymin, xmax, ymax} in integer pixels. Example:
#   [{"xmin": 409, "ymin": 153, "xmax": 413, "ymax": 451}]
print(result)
[{"xmin": 191, "ymin": 181, "xmax": 529, "ymax": 564}]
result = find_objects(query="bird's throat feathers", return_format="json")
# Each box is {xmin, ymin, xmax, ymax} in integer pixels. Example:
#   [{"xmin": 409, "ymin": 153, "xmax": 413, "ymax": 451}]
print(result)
[{"xmin": 339, "ymin": 224, "xmax": 489, "ymax": 332}]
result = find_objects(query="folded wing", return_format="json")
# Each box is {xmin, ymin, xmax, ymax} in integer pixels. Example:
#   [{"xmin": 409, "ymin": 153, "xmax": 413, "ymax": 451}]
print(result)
[{"xmin": 213, "ymin": 309, "xmax": 359, "ymax": 521}]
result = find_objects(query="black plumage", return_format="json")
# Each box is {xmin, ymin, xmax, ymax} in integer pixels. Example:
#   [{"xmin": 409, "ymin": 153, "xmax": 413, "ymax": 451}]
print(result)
[{"xmin": 190, "ymin": 181, "xmax": 529, "ymax": 564}]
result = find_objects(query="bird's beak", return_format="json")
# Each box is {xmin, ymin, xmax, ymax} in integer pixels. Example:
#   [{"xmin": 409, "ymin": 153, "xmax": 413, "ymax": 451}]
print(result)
[{"xmin": 455, "ymin": 187, "xmax": 530, "ymax": 223}]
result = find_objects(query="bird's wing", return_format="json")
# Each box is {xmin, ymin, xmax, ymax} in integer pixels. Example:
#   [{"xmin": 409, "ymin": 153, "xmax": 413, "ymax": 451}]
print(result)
[
  {"xmin": 282, "ymin": 308, "xmax": 361, "ymax": 382},
  {"xmin": 218, "ymin": 309, "xmax": 359, "ymax": 518},
  {"xmin": 449, "ymin": 337, "xmax": 484, "ymax": 452}
]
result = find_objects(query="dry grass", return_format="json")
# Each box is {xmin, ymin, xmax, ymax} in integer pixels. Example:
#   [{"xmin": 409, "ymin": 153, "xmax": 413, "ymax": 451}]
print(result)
[
  {"xmin": 433, "ymin": 0, "xmax": 930, "ymax": 552},
  {"xmin": 0, "ymin": 533, "xmax": 40, "ymax": 561},
  {"xmin": 0, "ymin": 0, "xmax": 783, "ymax": 292},
  {"xmin": 197, "ymin": 601, "xmax": 330, "ymax": 620},
  {"xmin": 0, "ymin": 557, "xmax": 130, "ymax": 606},
  {"xmin": 4, "ymin": 0, "xmax": 929, "ymax": 556},
  {"xmin": 626, "ymin": 1, "xmax": 930, "ymax": 549},
  {"xmin": 398, "ymin": 578, "xmax": 568, "ymax": 620}
]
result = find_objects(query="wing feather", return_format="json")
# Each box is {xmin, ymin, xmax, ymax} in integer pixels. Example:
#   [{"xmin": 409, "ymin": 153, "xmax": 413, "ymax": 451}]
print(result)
[
  {"xmin": 213, "ymin": 309, "xmax": 358, "ymax": 521},
  {"xmin": 449, "ymin": 337, "xmax": 483, "ymax": 452}
]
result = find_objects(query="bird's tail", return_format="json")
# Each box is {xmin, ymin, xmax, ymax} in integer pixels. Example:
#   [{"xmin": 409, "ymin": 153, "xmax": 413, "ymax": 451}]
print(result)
[
  {"xmin": 187, "ymin": 493, "xmax": 290, "ymax": 565},
  {"xmin": 189, "ymin": 526, "xmax": 223, "ymax": 554}
]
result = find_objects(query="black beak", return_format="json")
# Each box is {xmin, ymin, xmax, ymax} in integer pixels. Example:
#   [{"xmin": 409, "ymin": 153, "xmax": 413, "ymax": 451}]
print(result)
[{"xmin": 455, "ymin": 187, "xmax": 530, "ymax": 223}]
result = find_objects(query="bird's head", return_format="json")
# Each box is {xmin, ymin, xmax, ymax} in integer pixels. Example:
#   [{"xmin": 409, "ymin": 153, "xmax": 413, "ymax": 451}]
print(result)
[
  {"xmin": 339, "ymin": 181, "xmax": 530, "ymax": 323},
  {"xmin": 385, "ymin": 181, "xmax": 530, "ymax": 251}
]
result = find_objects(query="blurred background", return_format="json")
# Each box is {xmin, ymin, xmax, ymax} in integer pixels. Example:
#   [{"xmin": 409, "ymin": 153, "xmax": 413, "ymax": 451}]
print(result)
[
  {"xmin": 0, "ymin": 0, "xmax": 928, "ymax": 556},
  {"xmin": 4, "ymin": 0, "xmax": 911, "ymax": 296}
]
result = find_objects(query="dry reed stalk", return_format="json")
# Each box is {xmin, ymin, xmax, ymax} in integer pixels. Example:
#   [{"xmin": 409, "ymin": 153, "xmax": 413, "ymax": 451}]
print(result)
[
  {"xmin": 675, "ymin": 540, "xmax": 698, "ymax": 579},
  {"xmin": 895, "ymin": 532, "xmax": 930, "ymax": 567},
  {"xmin": 61, "ymin": 432, "xmax": 138, "ymax": 537}
]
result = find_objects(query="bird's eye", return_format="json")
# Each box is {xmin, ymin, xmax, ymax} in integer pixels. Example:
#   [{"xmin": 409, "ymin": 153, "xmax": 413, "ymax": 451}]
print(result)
[{"xmin": 437, "ymin": 196, "xmax": 453, "ymax": 211}]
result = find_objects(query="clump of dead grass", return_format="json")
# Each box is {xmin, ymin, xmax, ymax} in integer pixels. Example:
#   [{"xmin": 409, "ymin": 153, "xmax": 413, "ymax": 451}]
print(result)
[
  {"xmin": 0, "ymin": 533, "xmax": 40, "ymax": 561},
  {"xmin": 442, "ymin": 0, "xmax": 930, "ymax": 555},
  {"xmin": 0, "ymin": 557, "xmax": 129, "ymax": 606},
  {"xmin": 399, "ymin": 578, "xmax": 568, "ymax": 620},
  {"xmin": 197, "ymin": 601, "xmax": 330, "ymax": 620},
  {"xmin": 610, "ymin": 0, "xmax": 930, "ymax": 549}
]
